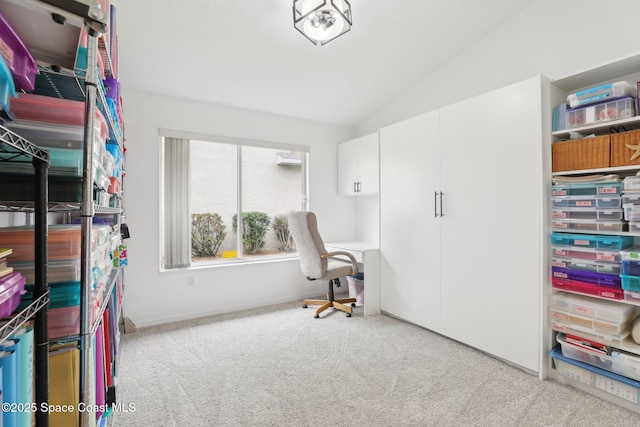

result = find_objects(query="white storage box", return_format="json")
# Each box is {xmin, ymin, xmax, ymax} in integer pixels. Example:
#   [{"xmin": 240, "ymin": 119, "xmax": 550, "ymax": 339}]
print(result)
[
  {"xmin": 552, "ymin": 218, "xmax": 626, "ymax": 232},
  {"xmin": 552, "ymin": 292, "xmax": 636, "ymax": 324},
  {"xmin": 557, "ymin": 334, "xmax": 640, "ymax": 382},
  {"xmin": 622, "ymin": 192, "xmax": 640, "ymax": 206},
  {"xmin": 552, "ymin": 320, "xmax": 630, "ymax": 347},
  {"xmin": 551, "ymin": 309, "xmax": 631, "ymax": 335},
  {"xmin": 552, "ymin": 207, "xmax": 623, "ymax": 221},
  {"xmin": 567, "ymin": 81, "xmax": 636, "ymax": 108},
  {"xmin": 551, "ymin": 347, "xmax": 640, "ymax": 405},
  {"xmin": 624, "ymin": 175, "xmax": 640, "ymax": 191},
  {"xmin": 623, "ymin": 203, "xmax": 640, "ymax": 221},
  {"xmin": 347, "ymin": 275, "xmax": 364, "ymax": 305},
  {"xmin": 552, "ymin": 245, "xmax": 622, "ymax": 263},
  {"xmin": 552, "ymin": 257, "xmax": 621, "ymax": 275},
  {"xmin": 565, "ymin": 96, "xmax": 636, "ymax": 129}
]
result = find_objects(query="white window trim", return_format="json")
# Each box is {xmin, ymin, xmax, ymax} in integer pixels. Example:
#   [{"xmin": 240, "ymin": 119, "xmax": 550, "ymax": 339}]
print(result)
[{"xmin": 159, "ymin": 129, "xmax": 309, "ymax": 271}]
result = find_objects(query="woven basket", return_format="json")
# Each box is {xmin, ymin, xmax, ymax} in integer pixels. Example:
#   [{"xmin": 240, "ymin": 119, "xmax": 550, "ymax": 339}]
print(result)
[
  {"xmin": 552, "ymin": 135, "xmax": 610, "ymax": 172},
  {"xmin": 610, "ymin": 130, "xmax": 640, "ymax": 167}
]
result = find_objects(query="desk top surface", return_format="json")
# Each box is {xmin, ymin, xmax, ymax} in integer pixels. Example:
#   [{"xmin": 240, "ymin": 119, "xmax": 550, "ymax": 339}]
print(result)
[{"xmin": 325, "ymin": 241, "xmax": 379, "ymax": 252}]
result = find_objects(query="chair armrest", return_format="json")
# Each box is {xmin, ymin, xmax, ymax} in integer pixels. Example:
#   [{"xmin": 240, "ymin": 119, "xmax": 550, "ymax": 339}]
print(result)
[{"xmin": 322, "ymin": 251, "xmax": 359, "ymax": 275}]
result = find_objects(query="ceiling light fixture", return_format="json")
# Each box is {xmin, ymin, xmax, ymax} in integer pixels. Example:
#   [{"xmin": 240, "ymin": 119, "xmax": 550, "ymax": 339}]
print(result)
[{"xmin": 293, "ymin": 0, "xmax": 352, "ymax": 46}]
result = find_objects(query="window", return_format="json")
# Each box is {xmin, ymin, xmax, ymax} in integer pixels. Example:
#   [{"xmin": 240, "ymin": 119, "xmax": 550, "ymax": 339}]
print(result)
[{"xmin": 160, "ymin": 132, "xmax": 309, "ymax": 270}]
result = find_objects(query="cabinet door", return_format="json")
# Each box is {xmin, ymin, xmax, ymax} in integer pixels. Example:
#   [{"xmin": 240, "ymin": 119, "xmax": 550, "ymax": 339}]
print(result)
[
  {"xmin": 439, "ymin": 76, "xmax": 544, "ymax": 373},
  {"xmin": 357, "ymin": 132, "xmax": 379, "ymax": 195},
  {"xmin": 380, "ymin": 110, "xmax": 441, "ymax": 330},
  {"xmin": 338, "ymin": 139, "xmax": 359, "ymax": 195}
]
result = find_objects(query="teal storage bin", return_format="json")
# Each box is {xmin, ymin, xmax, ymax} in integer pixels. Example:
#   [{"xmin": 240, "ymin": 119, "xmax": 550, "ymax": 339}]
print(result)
[
  {"xmin": 20, "ymin": 281, "xmax": 80, "ymax": 309},
  {"xmin": 552, "ymin": 182, "xmax": 622, "ymax": 197},
  {"xmin": 621, "ymin": 275, "xmax": 640, "ymax": 292},
  {"xmin": 550, "ymin": 233, "xmax": 634, "ymax": 250},
  {"xmin": 0, "ymin": 54, "xmax": 15, "ymax": 113}
]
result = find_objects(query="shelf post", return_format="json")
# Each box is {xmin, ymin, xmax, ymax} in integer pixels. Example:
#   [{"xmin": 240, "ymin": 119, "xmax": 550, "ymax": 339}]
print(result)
[
  {"xmin": 33, "ymin": 155, "xmax": 49, "ymax": 427},
  {"xmin": 78, "ymin": 29, "xmax": 99, "ymax": 427}
]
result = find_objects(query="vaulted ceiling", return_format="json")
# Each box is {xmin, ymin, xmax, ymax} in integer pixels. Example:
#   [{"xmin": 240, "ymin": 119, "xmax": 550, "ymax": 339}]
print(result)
[{"xmin": 116, "ymin": 0, "xmax": 537, "ymax": 127}]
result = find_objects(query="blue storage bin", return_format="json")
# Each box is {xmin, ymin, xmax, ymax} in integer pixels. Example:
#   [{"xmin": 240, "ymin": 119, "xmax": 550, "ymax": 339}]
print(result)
[
  {"xmin": 106, "ymin": 142, "xmax": 123, "ymax": 168},
  {"xmin": 621, "ymin": 260, "xmax": 640, "ymax": 276}
]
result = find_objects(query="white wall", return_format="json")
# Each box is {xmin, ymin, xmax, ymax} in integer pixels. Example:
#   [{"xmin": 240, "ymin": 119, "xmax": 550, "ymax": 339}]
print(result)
[
  {"xmin": 357, "ymin": 0, "xmax": 640, "ymax": 135},
  {"xmin": 122, "ymin": 89, "xmax": 355, "ymax": 327}
]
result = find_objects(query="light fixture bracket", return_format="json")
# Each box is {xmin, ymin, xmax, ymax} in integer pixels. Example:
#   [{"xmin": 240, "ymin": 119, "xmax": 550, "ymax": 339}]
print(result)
[{"xmin": 293, "ymin": 0, "xmax": 352, "ymax": 46}]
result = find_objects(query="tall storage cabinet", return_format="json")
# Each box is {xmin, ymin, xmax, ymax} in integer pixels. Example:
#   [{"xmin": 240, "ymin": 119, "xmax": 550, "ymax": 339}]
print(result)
[
  {"xmin": 0, "ymin": 1, "xmax": 125, "ymax": 425},
  {"xmin": 380, "ymin": 110, "xmax": 441, "ymax": 331},
  {"xmin": 380, "ymin": 76, "xmax": 549, "ymax": 373}
]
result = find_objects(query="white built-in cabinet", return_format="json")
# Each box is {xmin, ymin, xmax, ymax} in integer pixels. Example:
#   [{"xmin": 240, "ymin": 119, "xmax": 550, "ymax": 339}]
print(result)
[
  {"xmin": 380, "ymin": 76, "xmax": 549, "ymax": 374},
  {"xmin": 338, "ymin": 132, "xmax": 379, "ymax": 196},
  {"xmin": 379, "ymin": 110, "xmax": 441, "ymax": 331}
]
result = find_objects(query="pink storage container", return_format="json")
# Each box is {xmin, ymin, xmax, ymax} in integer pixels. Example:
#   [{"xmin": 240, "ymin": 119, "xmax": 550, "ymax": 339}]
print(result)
[
  {"xmin": 48, "ymin": 305, "xmax": 80, "ymax": 338},
  {"xmin": 0, "ymin": 10, "xmax": 38, "ymax": 91},
  {"xmin": 0, "ymin": 271, "xmax": 26, "ymax": 318},
  {"xmin": 11, "ymin": 93, "xmax": 109, "ymax": 139},
  {"xmin": 107, "ymin": 176, "xmax": 120, "ymax": 194}
]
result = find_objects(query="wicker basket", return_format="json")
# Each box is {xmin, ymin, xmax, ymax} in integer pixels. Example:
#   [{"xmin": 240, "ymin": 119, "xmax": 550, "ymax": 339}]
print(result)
[
  {"xmin": 610, "ymin": 130, "xmax": 640, "ymax": 167},
  {"xmin": 552, "ymin": 135, "xmax": 611, "ymax": 172}
]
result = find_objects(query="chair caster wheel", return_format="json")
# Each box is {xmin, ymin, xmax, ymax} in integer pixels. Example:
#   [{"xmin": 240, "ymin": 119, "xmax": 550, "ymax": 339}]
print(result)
[
  {"xmin": 346, "ymin": 313, "xmax": 352, "ymax": 317},
  {"xmin": 302, "ymin": 304, "xmax": 307, "ymax": 308},
  {"xmin": 351, "ymin": 303, "xmax": 356, "ymax": 307},
  {"xmin": 314, "ymin": 314, "xmax": 320, "ymax": 319}
]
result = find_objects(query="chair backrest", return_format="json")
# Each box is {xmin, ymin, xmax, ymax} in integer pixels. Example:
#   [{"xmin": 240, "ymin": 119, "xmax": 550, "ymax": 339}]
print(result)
[{"xmin": 286, "ymin": 211, "xmax": 327, "ymax": 279}]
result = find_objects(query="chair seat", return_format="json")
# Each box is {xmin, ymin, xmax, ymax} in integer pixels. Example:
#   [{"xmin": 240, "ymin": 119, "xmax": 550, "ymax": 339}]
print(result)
[{"xmin": 313, "ymin": 259, "xmax": 354, "ymax": 281}]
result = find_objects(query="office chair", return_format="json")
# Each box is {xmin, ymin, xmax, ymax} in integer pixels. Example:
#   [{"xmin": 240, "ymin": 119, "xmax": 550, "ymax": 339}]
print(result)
[{"xmin": 287, "ymin": 211, "xmax": 358, "ymax": 318}]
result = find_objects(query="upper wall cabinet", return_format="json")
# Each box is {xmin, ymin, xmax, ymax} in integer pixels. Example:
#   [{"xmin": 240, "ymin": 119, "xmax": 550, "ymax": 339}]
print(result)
[{"xmin": 338, "ymin": 132, "xmax": 379, "ymax": 196}]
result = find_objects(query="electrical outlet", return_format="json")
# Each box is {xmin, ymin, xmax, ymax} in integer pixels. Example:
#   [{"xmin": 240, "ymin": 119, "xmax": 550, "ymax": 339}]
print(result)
[{"xmin": 187, "ymin": 275, "xmax": 196, "ymax": 287}]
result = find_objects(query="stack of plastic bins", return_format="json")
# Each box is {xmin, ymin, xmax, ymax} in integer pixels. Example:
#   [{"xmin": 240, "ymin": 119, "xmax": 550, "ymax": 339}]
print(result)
[
  {"xmin": 619, "ymin": 248, "xmax": 640, "ymax": 304},
  {"xmin": 551, "ymin": 292, "xmax": 636, "ymax": 347},
  {"xmin": 88, "ymin": 224, "xmax": 114, "ymax": 324},
  {"xmin": 622, "ymin": 175, "xmax": 640, "ymax": 232},
  {"xmin": 3, "ymin": 93, "xmax": 110, "ymax": 202},
  {"xmin": 552, "ymin": 180, "xmax": 626, "ymax": 232},
  {"xmin": 551, "ymin": 233, "xmax": 634, "ymax": 300},
  {"xmin": 0, "ymin": 225, "xmax": 82, "ymax": 338}
]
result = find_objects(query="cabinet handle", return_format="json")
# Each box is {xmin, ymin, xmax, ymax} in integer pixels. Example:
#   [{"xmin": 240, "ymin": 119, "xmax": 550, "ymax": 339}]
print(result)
[
  {"xmin": 357, "ymin": 182, "xmax": 361, "ymax": 192},
  {"xmin": 434, "ymin": 191, "xmax": 438, "ymax": 217},
  {"xmin": 354, "ymin": 182, "xmax": 357, "ymax": 193},
  {"xmin": 439, "ymin": 191, "xmax": 444, "ymax": 217}
]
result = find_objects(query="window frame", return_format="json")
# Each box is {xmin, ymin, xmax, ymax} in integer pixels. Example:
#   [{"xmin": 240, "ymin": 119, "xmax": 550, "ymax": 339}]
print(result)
[{"xmin": 159, "ymin": 129, "xmax": 309, "ymax": 271}]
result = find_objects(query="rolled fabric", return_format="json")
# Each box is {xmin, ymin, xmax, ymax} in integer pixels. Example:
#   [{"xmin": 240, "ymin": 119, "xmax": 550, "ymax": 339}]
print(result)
[{"xmin": 631, "ymin": 315, "xmax": 640, "ymax": 345}]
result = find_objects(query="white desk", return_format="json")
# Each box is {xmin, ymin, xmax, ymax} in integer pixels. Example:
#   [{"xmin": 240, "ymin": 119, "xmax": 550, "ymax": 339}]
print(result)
[{"xmin": 325, "ymin": 241, "xmax": 380, "ymax": 316}]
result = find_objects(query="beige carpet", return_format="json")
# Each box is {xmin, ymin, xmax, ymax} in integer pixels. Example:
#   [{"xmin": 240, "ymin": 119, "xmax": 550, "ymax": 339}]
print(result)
[{"xmin": 113, "ymin": 299, "xmax": 640, "ymax": 427}]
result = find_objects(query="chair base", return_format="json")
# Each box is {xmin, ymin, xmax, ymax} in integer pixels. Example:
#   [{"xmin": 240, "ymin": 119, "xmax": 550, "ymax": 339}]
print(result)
[{"xmin": 303, "ymin": 278, "xmax": 356, "ymax": 318}]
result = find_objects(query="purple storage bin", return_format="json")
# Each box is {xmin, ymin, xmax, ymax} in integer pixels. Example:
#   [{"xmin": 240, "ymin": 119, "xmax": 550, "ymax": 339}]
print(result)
[
  {"xmin": 552, "ymin": 266, "xmax": 621, "ymax": 288},
  {"xmin": 0, "ymin": 10, "xmax": 38, "ymax": 91},
  {"xmin": 0, "ymin": 271, "xmax": 26, "ymax": 318},
  {"xmin": 103, "ymin": 77, "xmax": 119, "ymax": 101}
]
